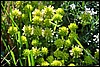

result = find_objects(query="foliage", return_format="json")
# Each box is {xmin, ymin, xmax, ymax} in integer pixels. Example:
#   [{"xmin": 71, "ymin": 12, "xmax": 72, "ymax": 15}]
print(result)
[{"xmin": 1, "ymin": 1, "xmax": 99, "ymax": 66}]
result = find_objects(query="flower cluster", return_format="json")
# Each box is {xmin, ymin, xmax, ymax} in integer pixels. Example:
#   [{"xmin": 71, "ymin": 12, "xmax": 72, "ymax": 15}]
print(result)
[
  {"xmin": 33, "ymin": 26, "xmax": 42, "ymax": 36},
  {"xmin": 41, "ymin": 61, "xmax": 49, "ymax": 66},
  {"xmin": 12, "ymin": 8, "xmax": 22, "ymax": 17},
  {"xmin": 64, "ymin": 39, "xmax": 71, "ymax": 48},
  {"xmin": 46, "ymin": 56, "xmax": 54, "ymax": 63},
  {"xmin": 54, "ymin": 39, "xmax": 64, "ymax": 48},
  {"xmin": 24, "ymin": 4, "xmax": 33, "ymax": 11},
  {"xmin": 32, "ymin": 9, "xmax": 42, "ymax": 17},
  {"xmin": 43, "ymin": 28, "xmax": 52, "ymax": 38},
  {"xmin": 59, "ymin": 26, "xmax": 69, "ymax": 36},
  {"xmin": 8, "ymin": 26, "xmax": 18, "ymax": 35},
  {"xmin": 31, "ymin": 47, "xmax": 40, "ymax": 57},
  {"xmin": 56, "ymin": 8, "xmax": 65, "ymax": 15},
  {"xmin": 68, "ymin": 63, "xmax": 75, "ymax": 66},
  {"xmin": 23, "ymin": 49, "xmax": 30, "ymax": 57},
  {"xmin": 32, "ymin": 16, "xmax": 43, "ymax": 25},
  {"xmin": 22, "ymin": 25, "xmax": 33, "ymax": 35},
  {"xmin": 94, "ymin": 49, "xmax": 99, "ymax": 60},
  {"xmin": 84, "ymin": 56, "xmax": 94, "ymax": 65},
  {"xmin": 41, "ymin": 47, "xmax": 48, "ymax": 55},
  {"xmin": 54, "ymin": 49, "xmax": 69, "ymax": 60},
  {"xmin": 21, "ymin": 36, "xmax": 27, "ymax": 44},
  {"xmin": 69, "ymin": 46, "xmax": 83, "ymax": 58},
  {"xmin": 68, "ymin": 23, "xmax": 78, "ymax": 32},
  {"xmin": 31, "ymin": 39, "xmax": 39, "ymax": 46},
  {"xmin": 51, "ymin": 60, "xmax": 62, "ymax": 66},
  {"xmin": 42, "ymin": 5, "xmax": 55, "ymax": 19}
]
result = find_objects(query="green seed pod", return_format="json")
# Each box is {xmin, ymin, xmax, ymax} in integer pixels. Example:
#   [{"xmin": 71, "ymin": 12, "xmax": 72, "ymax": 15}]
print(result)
[
  {"xmin": 59, "ymin": 26, "xmax": 69, "ymax": 36},
  {"xmin": 8, "ymin": 26, "xmax": 18, "ymax": 35},
  {"xmin": 21, "ymin": 36, "xmax": 27, "ymax": 44},
  {"xmin": 56, "ymin": 8, "xmax": 65, "ymax": 15}
]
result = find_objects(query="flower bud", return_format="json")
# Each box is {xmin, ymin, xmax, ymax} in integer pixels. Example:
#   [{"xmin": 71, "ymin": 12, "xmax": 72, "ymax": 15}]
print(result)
[
  {"xmin": 59, "ymin": 26, "xmax": 69, "ymax": 36},
  {"xmin": 52, "ymin": 14, "xmax": 63, "ymax": 22},
  {"xmin": 23, "ymin": 49, "xmax": 30, "ymax": 57},
  {"xmin": 31, "ymin": 39, "xmax": 39, "ymax": 46},
  {"xmin": 8, "ymin": 26, "xmax": 18, "ymax": 35},
  {"xmin": 68, "ymin": 63, "xmax": 75, "ymax": 66},
  {"xmin": 24, "ymin": 4, "xmax": 33, "ymax": 11},
  {"xmin": 21, "ymin": 36, "xmax": 27, "ymax": 44},
  {"xmin": 51, "ymin": 60, "xmax": 62, "ymax": 66},
  {"xmin": 68, "ymin": 23, "xmax": 78, "ymax": 32},
  {"xmin": 41, "ymin": 61, "xmax": 49, "ymax": 66},
  {"xmin": 41, "ymin": 47, "xmax": 48, "ymax": 55},
  {"xmin": 56, "ymin": 8, "xmax": 65, "ymax": 15},
  {"xmin": 54, "ymin": 39, "xmax": 64, "ymax": 48}
]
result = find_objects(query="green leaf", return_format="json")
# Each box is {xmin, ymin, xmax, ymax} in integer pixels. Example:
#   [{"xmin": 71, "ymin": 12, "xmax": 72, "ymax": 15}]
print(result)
[{"xmin": 10, "ymin": 50, "xmax": 16, "ymax": 65}]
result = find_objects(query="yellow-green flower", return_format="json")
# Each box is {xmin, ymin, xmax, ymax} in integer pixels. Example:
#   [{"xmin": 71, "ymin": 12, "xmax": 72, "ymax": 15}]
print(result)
[
  {"xmin": 64, "ymin": 39, "xmax": 71, "ymax": 48},
  {"xmin": 52, "ymin": 14, "xmax": 63, "ymax": 22},
  {"xmin": 32, "ymin": 9, "xmax": 42, "ymax": 17},
  {"xmin": 43, "ymin": 28, "xmax": 52, "ymax": 37},
  {"xmin": 54, "ymin": 39, "xmax": 64, "ymax": 48},
  {"xmin": 41, "ymin": 61, "xmax": 49, "ymax": 66},
  {"xmin": 94, "ymin": 49, "xmax": 99, "ymax": 60},
  {"xmin": 33, "ymin": 26, "xmax": 42, "ymax": 36},
  {"xmin": 68, "ymin": 63, "xmax": 75, "ymax": 66},
  {"xmin": 68, "ymin": 23, "xmax": 78, "ymax": 32},
  {"xmin": 24, "ymin": 4, "xmax": 33, "ymax": 11},
  {"xmin": 22, "ymin": 25, "xmax": 33, "ymax": 35},
  {"xmin": 12, "ymin": 8, "xmax": 22, "ymax": 17},
  {"xmin": 51, "ymin": 60, "xmax": 62, "ymax": 66},
  {"xmin": 21, "ymin": 36, "xmax": 27, "ymax": 44},
  {"xmin": 43, "ymin": 5, "xmax": 55, "ymax": 18},
  {"xmin": 44, "ymin": 19, "xmax": 52, "ymax": 27},
  {"xmin": 8, "ymin": 26, "xmax": 18, "ymax": 35},
  {"xmin": 32, "ymin": 16, "xmax": 43, "ymax": 25},
  {"xmin": 31, "ymin": 47, "xmax": 40, "ymax": 57},
  {"xmin": 23, "ymin": 49, "xmax": 30, "ymax": 57},
  {"xmin": 41, "ymin": 47, "xmax": 48, "ymax": 55},
  {"xmin": 69, "ymin": 46, "xmax": 83, "ymax": 58},
  {"xmin": 56, "ymin": 8, "xmax": 65, "ymax": 15},
  {"xmin": 59, "ymin": 26, "xmax": 69, "ymax": 36},
  {"xmin": 31, "ymin": 39, "xmax": 39, "ymax": 46}
]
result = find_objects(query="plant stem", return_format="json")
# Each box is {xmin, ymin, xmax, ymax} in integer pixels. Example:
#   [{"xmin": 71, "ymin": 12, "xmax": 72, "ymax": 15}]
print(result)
[{"xmin": 74, "ymin": 37, "xmax": 99, "ymax": 64}]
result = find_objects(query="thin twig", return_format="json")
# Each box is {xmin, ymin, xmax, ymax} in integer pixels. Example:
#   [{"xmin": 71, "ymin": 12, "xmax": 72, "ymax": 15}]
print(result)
[{"xmin": 1, "ymin": 45, "xmax": 16, "ymax": 64}]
